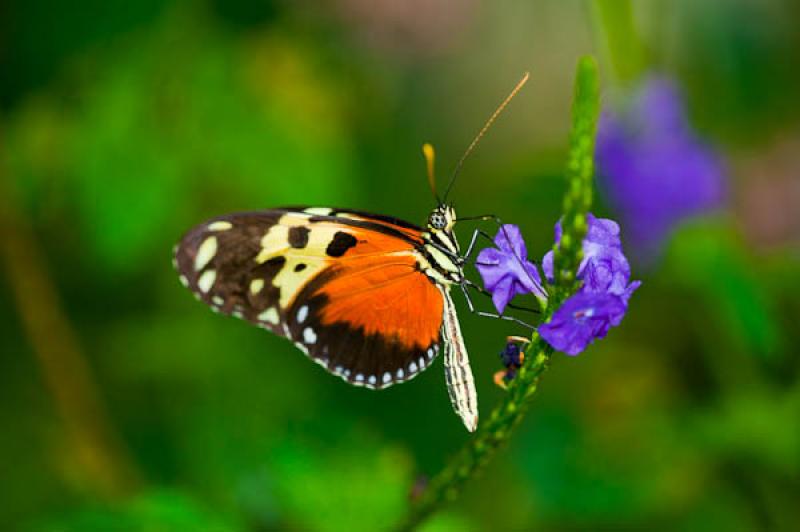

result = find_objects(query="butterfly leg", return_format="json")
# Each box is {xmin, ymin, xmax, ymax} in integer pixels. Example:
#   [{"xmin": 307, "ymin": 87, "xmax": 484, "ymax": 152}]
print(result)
[
  {"xmin": 462, "ymin": 227, "xmax": 496, "ymax": 264},
  {"xmin": 460, "ymin": 214, "xmax": 526, "ymax": 261},
  {"xmin": 462, "ymin": 278, "xmax": 539, "ymax": 314},
  {"xmin": 459, "ymin": 281, "xmax": 535, "ymax": 329}
]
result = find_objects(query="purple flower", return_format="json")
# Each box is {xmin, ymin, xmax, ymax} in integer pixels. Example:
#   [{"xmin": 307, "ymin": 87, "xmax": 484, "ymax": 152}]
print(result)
[
  {"xmin": 539, "ymin": 213, "xmax": 641, "ymax": 355},
  {"xmin": 475, "ymin": 216, "xmax": 639, "ymax": 356},
  {"xmin": 596, "ymin": 76, "xmax": 726, "ymax": 260},
  {"xmin": 542, "ymin": 213, "xmax": 627, "ymax": 288},
  {"xmin": 476, "ymin": 224, "xmax": 547, "ymax": 313},
  {"xmin": 538, "ymin": 291, "xmax": 627, "ymax": 356},
  {"xmin": 582, "ymin": 260, "xmax": 641, "ymax": 306}
]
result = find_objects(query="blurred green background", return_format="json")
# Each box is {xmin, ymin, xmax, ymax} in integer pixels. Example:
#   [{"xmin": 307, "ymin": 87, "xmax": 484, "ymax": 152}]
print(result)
[{"xmin": 2, "ymin": 1, "xmax": 799, "ymax": 530}]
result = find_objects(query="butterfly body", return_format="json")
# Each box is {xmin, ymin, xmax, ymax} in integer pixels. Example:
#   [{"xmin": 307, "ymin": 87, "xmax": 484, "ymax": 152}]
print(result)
[{"xmin": 174, "ymin": 205, "xmax": 478, "ymax": 431}]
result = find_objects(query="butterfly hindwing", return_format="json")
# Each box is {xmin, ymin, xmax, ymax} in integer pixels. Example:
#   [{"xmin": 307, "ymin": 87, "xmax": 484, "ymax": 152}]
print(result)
[
  {"xmin": 174, "ymin": 207, "xmax": 444, "ymax": 388},
  {"xmin": 285, "ymin": 252, "xmax": 443, "ymax": 388}
]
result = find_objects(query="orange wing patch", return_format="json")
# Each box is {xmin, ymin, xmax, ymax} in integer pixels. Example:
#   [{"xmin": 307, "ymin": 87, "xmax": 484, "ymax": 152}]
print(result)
[{"xmin": 318, "ymin": 254, "xmax": 443, "ymax": 352}]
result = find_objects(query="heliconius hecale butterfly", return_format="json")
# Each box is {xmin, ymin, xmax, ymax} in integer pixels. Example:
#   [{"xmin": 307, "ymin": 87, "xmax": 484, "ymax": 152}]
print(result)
[{"xmin": 174, "ymin": 74, "xmax": 531, "ymax": 431}]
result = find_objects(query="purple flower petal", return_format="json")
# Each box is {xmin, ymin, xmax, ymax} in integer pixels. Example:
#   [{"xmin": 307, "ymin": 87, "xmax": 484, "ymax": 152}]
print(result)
[
  {"xmin": 490, "ymin": 276, "xmax": 515, "ymax": 315},
  {"xmin": 539, "ymin": 291, "xmax": 627, "ymax": 356},
  {"xmin": 542, "ymin": 213, "xmax": 627, "ymax": 285},
  {"xmin": 596, "ymin": 76, "xmax": 726, "ymax": 260},
  {"xmin": 475, "ymin": 247, "xmax": 507, "ymax": 292},
  {"xmin": 539, "ymin": 213, "xmax": 641, "ymax": 355},
  {"xmin": 581, "ymin": 251, "xmax": 630, "ymax": 294},
  {"xmin": 542, "ymin": 249, "xmax": 555, "ymax": 284},
  {"xmin": 475, "ymin": 224, "xmax": 547, "ymax": 313}
]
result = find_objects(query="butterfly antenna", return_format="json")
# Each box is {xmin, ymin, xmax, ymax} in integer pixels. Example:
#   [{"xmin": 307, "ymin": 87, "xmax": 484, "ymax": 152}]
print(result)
[
  {"xmin": 423, "ymin": 143, "xmax": 442, "ymax": 204},
  {"xmin": 442, "ymin": 72, "xmax": 530, "ymax": 202}
]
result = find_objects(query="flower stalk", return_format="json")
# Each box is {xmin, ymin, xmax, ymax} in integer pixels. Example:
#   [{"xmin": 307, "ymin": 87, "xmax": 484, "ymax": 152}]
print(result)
[
  {"xmin": 398, "ymin": 56, "xmax": 601, "ymax": 530},
  {"xmin": 398, "ymin": 342, "xmax": 552, "ymax": 531}
]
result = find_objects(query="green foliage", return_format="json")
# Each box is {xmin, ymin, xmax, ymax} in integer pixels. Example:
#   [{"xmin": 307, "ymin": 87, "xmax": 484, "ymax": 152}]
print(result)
[
  {"xmin": 2, "ymin": 2, "xmax": 800, "ymax": 531},
  {"xmin": 267, "ymin": 427, "xmax": 412, "ymax": 531},
  {"xmin": 665, "ymin": 222, "xmax": 781, "ymax": 358},
  {"xmin": 32, "ymin": 490, "xmax": 243, "ymax": 532},
  {"xmin": 5, "ymin": 9, "xmax": 358, "ymax": 275}
]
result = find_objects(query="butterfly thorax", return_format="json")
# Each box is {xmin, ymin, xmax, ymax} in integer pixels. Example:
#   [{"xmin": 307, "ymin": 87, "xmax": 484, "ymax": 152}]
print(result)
[{"xmin": 419, "ymin": 205, "xmax": 464, "ymax": 286}]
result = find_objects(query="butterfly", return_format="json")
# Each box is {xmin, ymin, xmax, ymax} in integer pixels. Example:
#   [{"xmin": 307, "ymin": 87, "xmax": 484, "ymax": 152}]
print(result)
[{"xmin": 173, "ymin": 74, "xmax": 530, "ymax": 432}]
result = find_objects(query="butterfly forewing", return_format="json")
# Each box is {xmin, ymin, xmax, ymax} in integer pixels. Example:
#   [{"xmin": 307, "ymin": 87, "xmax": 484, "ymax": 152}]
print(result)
[{"xmin": 174, "ymin": 208, "xmax": 443, "ymax": 388}]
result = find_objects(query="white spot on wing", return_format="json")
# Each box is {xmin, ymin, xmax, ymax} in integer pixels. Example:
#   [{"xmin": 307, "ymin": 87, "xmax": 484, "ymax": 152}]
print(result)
[
  {"xmin": 250, "ymin": 279, "xmax": 264, "ymax": 294},
  {"xmin": 194, "ymin": 236, "xmax": 218, "ymax": 271},
  {"xmin": 383, "ymin": 372, "xmax": 391, "ymax": 384},
  {"xmin": 297, "ymin": 305, "xmax": 309, "ymax": 324},
  {"xmin": 212, "ymin": 296, "xmax": 224, "ymax": 305},
  {"xmin": 409, "ymin": 361, "xmax": 418, "ymax": 373},
  {"xmin": 304, "ymin": 207, "xmax": 332, "ymax": 216},
  {"xmin": 257, "ymin": 307, "xmax": 280, "ymax": 325},
  {"xmin": 355, "ymin": 373, "xmax": 364, "ymax": 383},
  {"xmin": 427, "ymin": 347, "xmax": 435, "ymax": 359},
  {"xmin": 368, "ymin": 375, "xmax": 377, "ymax": 386},
  {"xmin": 303, "ymin": 327, "xmax": 317, "ymax": 344},
  {"xmin": 179, "ymin": 275, "xmax": 189, "ymax": 287},
  {"xmin": 418, "ymin": 356, "xmax": 426, "ymax": 369},
  {"xmin": 208, "ymin": 221, "xmax": 233, "ymax": 231},
  {"xmin": 396, "ymin": 368, "xmax": 404, "ymax": 380},
  {"xmin": 197, "ymin": 270, "xmax": 216, "ymax": 293}
]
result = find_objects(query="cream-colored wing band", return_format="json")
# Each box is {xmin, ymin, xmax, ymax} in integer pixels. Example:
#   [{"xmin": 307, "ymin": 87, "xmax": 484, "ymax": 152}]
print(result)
[{"xmin": 440, "ymin": 288, "xmax": 478, "ymax": 432}]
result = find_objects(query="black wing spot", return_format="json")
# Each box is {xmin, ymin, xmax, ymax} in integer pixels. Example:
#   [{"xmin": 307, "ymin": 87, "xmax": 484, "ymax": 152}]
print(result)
[
  {"xmin": 326, "ymin": 231, "xmax": 357, "ymax": 257},
  {"xmin": 294, "ymin": 263, "xmax": 307, "ymax": 272},
  {"xmin": 288, "ymin": 226, "xmax": 310, "ymax": 249},
  {"xmin": 255, "ymin": 255, "xmax": 286, "ymax": 277}
]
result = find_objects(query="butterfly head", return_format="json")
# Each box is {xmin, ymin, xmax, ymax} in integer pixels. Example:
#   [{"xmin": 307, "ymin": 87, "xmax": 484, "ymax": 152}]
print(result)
[
  {"xmin": 422, "ymin": 204, "xmax": 463, "ymax": 283},
  {"xmin": 427, "ymin": 204, "xmax": 456, "ymax": 233}
]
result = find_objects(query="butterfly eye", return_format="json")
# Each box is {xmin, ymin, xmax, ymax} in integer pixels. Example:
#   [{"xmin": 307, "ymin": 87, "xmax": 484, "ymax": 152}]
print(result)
[{"xmin": 429, "ymin": 212, "xmax": 446, "ymax": 230}]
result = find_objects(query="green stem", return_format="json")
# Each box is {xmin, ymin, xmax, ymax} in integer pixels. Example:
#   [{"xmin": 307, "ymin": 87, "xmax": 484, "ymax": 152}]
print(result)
[
  {"xmin": 397, "ymin": 56, "xmax": 600, "ymax": 531},
  {"xmin": 591, "ymin": 0, "xmax": 647, "ymax": 84},
  {"xmin": 398, "ymin": 342, "xmax": 553, "ymax": 531},
  {"xmin": 550, "ymin": 56, "xmax": 601, "ymax": 305}
]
